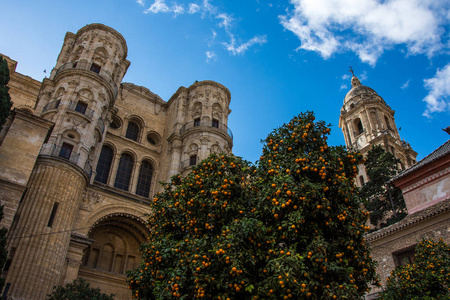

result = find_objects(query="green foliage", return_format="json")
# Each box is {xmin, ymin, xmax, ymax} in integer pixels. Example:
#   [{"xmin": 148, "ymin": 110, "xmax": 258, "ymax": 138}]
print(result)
[
  {"xmin": 379, "ymin": 239, "xmax": 450, "ymax": 300},
  {"xmin": 360, "ymin": 146, "xmax": 407, "ymax": 228},
  {"xmin": 0, "ymin": 205, "xmax": 8, "ymax": 291},
  {"xmin": 0, "ymin": 56, "xmax": 12, "ymax": 127},
  {"xmin": 47, "ymin": 278, "xmax": 114, "ymax": 300},
  {"xmin": 127, "ymin": 112, "xmax": 379, "ymax": 299}
]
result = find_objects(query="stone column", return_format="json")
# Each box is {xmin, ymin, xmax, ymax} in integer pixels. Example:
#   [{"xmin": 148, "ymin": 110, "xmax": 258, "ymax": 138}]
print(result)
[
  {"xmin": 62, "ymin": 233, "xmax": 93, "ymax": 286},
  {"xmin": 4, "ymin": 159, "xmax": 87, "ymax": 300}
]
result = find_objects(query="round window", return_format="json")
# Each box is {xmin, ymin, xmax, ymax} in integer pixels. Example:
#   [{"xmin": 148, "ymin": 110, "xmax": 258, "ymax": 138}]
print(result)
[
  {"xmin": 110, "ymin": 116, "xmax": 122, "ymax": 130},
  {"xmin": 147, "ymin": 132, "xmax": 160, "ymax": 146}
]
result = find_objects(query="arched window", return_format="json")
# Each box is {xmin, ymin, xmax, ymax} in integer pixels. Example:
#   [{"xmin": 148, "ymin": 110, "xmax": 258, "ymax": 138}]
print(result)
[
  {"xmin": 95, "ymin": 146, "xmax": 114, "ymax": 184},
  {"xmin": 354, "ymin": 118, "xmax": 364, "ymax": 135},
  {"xmin": 384, "ymin": 116, "xmax": 391, "ymax": 129},
  {"xmin": 114, "ymin": 153, "xmax": 134, "ymax": 191},
  {"xmin": 136, "ymin": 160, "xmax": 153, "ymax": 197},
  {"xmin": 126, "ymin": 121, "xmax": 139, "ymax": 141}
]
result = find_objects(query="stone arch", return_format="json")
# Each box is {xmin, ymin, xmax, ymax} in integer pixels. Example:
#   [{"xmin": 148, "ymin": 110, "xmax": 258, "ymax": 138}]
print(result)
[
  {"xmin": 78, "ymin": 211, "xmax": 149, "ymax": 290},
  {"xmin": 140, "ymin": 156, "xmax": 158, "ymax": 168},
  {"xmin": 71, "ymin": 45, "xmax": 85, "ymax": 62},
  {"xmin": 93, "ymin": 47, "xmax": 109, "ymax": 65},
  {"xmin": 76, "ymin": 88, "xmax": 94, "ymax": 103},
  {"xmin": 62, "ymin": 128, "xmax": 81, "ymax": 143},
  {"xmin": 212, "ymin": 103, "xmax": 223, "ymax": 121},
  {"xmin": 353, "ymin": 118, "xmax": 364, "ymax": 135},
  {"xmin": 188, "ymin": 143, "xmax": 199, "ymax": 154},
  {"xmin": 210, "ymin": 144, "xmax": 222, "ymax": 154},
  {"xmin": 191, "ymin": 102, "xmax": 202, "ymax": 118},
  {"xmin": 118, "ymin": 149, "xmax": 138, "ymax": 162},
  {"xmin": 54, "ymin": 87, "xmax": 66, "ymax": 100}
]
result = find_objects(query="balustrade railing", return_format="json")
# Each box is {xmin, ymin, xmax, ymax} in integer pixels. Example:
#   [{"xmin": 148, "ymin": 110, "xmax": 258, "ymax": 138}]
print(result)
[
  {"xmin": 180, "ymin": 120, "xmax": 233, "ymax": 140},
  {"xmin": 54, "ymin": 61, "xmax": 118, "ymax": 96},
  {"xmin": 180, "ymin": 157, "xmax": 197, "ymax": 170},
  {"xmin": 67, "ymin": 101, "xmax": 94, "ymax": 119},
  {"xmin": 97, "ymin": 118, "xmax": 105, "ymax": 134},
  {"xmin": 42, "ymin": 100, "xmax": 61, "ymax": 112},
  {"xmin": 40, "ymin": 144, "xmax": 80, "ymax": 164}
]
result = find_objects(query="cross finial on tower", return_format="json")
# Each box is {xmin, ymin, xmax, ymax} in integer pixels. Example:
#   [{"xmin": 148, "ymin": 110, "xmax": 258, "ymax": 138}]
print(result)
[{"xmin": 349, "ymin": 65, "xmax": 354, "ymax": 76}]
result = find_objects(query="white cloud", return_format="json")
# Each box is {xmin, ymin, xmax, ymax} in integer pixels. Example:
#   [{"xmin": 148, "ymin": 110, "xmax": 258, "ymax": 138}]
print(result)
[
  {"xmin": 172, "ymin": 3, "xmax": 184, "ymax": 16},
  {"xmin": 140, "ymin": 0, "xmax": 267, "ymax": 55},
  {"xmin": 423, "ymin": 63, "xmax": 450, "ymax": 118},
  {"xmin": 280, "ymin": 0, "xmax": 449, "ymax": 65},
  {"xmin": 145, "ymin": 0, "xmax": 170, "ymax": 13},
  {"xmin": 224, "ymin": 35, "xmax": 268, "ymax": 55},
  {"xmin": 401, "ymin": 79, "xmax": 410, "ymax": 89},
  {"xmin": 137, "ymin": 0, "xmax": 145, "ymax": 6},
  {"xmin": 340, "ymin": 84, "xmax": 348, "ymax": 90},
  {"xmin": 342, "ymin": 74, "xmax": 350, "ymax": 80},
  {"xmin": 206, "ymin": 51, "xmax": 217, "ymax": 63},
  {"xmin": 217, "ymin": 13, "xmax": 234, "ymax": 30},
  {"xmin": 188, "ymin": 3, "xmax": 200, "ymax": 14}
]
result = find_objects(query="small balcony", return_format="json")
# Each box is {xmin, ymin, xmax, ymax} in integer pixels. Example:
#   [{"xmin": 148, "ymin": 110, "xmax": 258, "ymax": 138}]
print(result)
[
  {"xmin": 67, "ymin": 101, "xmax": 94, "ymax": 119},
  {"xmin": 181, "ymin": 156, "xmax": 197, "ymax": 170},
  {"xmin": 40, "ymin": 143, "xmax": 80, "ymax": 164},
  {"xmin": 42, "ymin": 100, "xmax": 61, "ymax": 113},
  {"xmin": 180, "ymin": 120, "xmax": 233, "ymax": 140},
  {"xmin": 54, "ymin": 61, "xmax": 118, "ymax": 96},
  {"xmin": 96, "ymin": 118, "xmax": 105, "ymax": 134},
  {"xmin": 39, "ymin": 143, "xmax": 92, "ymax": 178}
]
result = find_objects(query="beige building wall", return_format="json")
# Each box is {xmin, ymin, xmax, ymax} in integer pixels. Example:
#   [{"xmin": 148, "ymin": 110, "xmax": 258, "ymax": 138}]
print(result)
[{"xmin": 0, "ymin": 23, "xmax": 233, "ymax": 300}]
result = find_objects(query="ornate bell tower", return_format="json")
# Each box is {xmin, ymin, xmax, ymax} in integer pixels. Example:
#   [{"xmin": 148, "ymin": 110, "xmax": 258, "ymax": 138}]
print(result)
[
  {"xmin": 339, "ymin": 71, "xmax": 417, "ymax": 187},
  {"xmin": 5, "ymin": 24, "xmax": 130, "ymax": 299}
]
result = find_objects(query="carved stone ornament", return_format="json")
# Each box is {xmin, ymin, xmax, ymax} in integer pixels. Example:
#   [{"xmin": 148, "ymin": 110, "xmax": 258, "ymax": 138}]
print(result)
[
  {"xmin": 212, "ymin": 93, "xmax": 223, "ymax": 101},
  {"xmin": 211, "ymin": 144, "xmax": 221, "ymax": 154},
  {"xmin": 171, "ymin": 139, "xmax": 182, "ymax": 150},
  {"xmin": 189, "ymin": 143, "xmax": 198, "ymax": 152},
  {"xmin": 200, "ymin": 136, "xmax": 209, "ymax": 144},
  {"xmin": 80, "ymin": 190, "xmax": 102, "ymax": 211},
  {"xmin": 191, "ymin": 102, "xmax": 202, "ymax": 118}
]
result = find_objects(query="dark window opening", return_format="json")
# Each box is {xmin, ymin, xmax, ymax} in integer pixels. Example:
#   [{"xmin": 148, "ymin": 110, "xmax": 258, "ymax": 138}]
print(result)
[
  {"xmin": 59, "ymin": 143, "xmax": 73, "ymax": 160},
  {"xmin": 147, "ymin": 136, "xmax": 156, "ymax": 145},
  {"xmin": 125, "ymin": 121, "xmax": 139, "ymax": 142},
  {"xmin": 189, "ymin": 155, "xmax": 197, "ymax": 166},
  {"xmin": 394, "ymin": 246, "xmax": 416, "ymax": 267},
  {"xmin": 95, "ymin": 146, "xmax": 114, "ymax": 184},
  {"xmin": 194, "ymin": 118, "xmax": 201, "ymax": 127},
  {"xmin": 136, "ymin": 161, "xmax": 153, "ymax": 197},
  {"xmin": 110, "ymin": 117, "xmax": 121, "ymax": 129},
  {"xmin": 356, "ymin": 120, "xmax": 364, "ymax": 135},
  {"xmin": 75, "ymin": 101, "xmax": 87, "ymax": 114},
  {"xmin": 47, "ymin": 202, "xmax": 59, "ymax": 227},
  {"xmin": 212, "ymin": 119, "xmax": 219, "ymax": 128},
  {"xmin": 114, "ymin": 153, "xmax": 134, "ymax": 191},
  {"xmin": 73, "ymin": 62, "xmax": 78, "ymax": 68},
  {"xmin": 90, "ymin": 63, "xmax": 101, "ymax": 74}
]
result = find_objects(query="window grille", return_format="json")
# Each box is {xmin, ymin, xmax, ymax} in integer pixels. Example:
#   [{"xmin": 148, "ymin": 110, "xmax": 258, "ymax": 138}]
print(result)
[
  {"xmin": 95, "ymin": 146, "xmax": 114, "ymax": 184},
  {"xmin": 114, "ymin": 153, "xmax": 134, "ymax": 191},
  {"xmin": 59, "ymin": 143, "xmax": 73, "ymax": 159},
  {"xmin": 125, "ymin": 121, "xmax": 139, "ymax": 141},
  {"xmin": 136, "ymin": 160, "xmax": 153, "ymax": 197}
]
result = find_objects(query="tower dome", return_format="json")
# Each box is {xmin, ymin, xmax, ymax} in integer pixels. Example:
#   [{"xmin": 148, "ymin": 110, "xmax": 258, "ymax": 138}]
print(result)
[{"xmin": 343, "ymin": 75, "xmax": 385, "ymax": 111}]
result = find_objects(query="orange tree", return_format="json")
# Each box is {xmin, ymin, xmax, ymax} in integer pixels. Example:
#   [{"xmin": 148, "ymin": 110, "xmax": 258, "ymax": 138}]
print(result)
[
  {"xmin": 127, "ymin": 112, "xmax": 379, "ymax": 299},
  {"xmin": 379, "ymin": 239, "xmax": 450, "ymax": 300}
]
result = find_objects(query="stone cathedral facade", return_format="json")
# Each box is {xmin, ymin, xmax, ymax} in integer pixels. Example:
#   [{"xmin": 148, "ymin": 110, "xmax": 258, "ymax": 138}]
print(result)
[
  {"xmin": 0, "ymin": 24, "xmax": 233, "ymax": 299},
  {"xmin": 339, "ymin": 74, "xmax": 418, "ymax": 187}
]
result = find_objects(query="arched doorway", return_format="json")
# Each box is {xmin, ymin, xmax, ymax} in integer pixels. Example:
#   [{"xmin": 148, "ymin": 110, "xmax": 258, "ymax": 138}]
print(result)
[{"xmin": 78, "ymin": 213, "xmax": 148, "ymax": 299}]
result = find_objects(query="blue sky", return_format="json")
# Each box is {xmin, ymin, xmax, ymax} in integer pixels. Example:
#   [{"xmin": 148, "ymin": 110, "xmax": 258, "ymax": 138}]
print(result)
[{"xmin": 1, "ymin": 0, "xmax": 449, "ymax": 163}]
